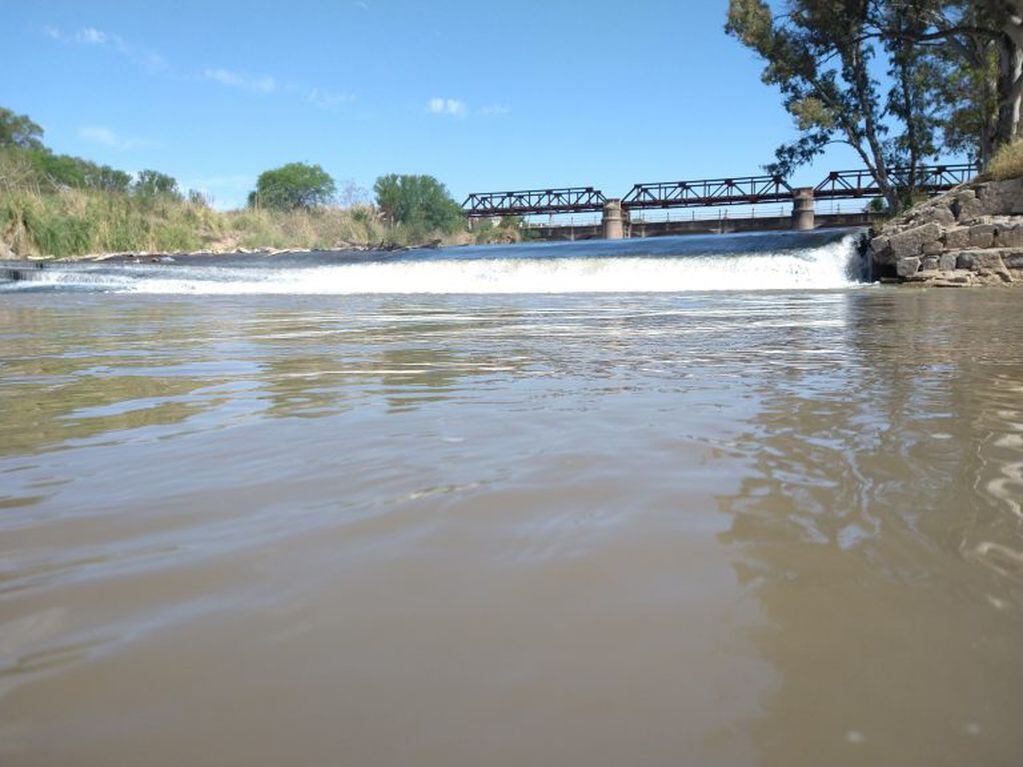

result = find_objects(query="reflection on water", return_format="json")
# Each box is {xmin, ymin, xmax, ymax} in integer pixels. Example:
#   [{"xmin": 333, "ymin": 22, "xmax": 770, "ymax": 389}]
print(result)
[{"xmin": 0, "ymin": 289, "xmax": 1021, "ymax": 766}]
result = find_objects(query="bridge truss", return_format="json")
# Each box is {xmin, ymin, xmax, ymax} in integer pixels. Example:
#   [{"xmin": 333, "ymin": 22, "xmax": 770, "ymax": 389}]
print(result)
[
  {"xmin": 462, "ymin": 163, "xmax": 977, "ymax": 217},
  {"xmin": 462, "ymin": 187, "xmax": 607, "ymax": 218}
]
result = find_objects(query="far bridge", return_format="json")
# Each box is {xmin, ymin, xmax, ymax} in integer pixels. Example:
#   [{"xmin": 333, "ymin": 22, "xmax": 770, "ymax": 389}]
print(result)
[{"xmin": 462, "ymin": 164, "xmax": 977, "ymax": 239}]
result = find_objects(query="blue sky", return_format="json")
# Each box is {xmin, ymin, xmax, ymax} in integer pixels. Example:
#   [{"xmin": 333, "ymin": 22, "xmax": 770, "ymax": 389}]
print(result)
[{"xmin": 5, "ymin": 0, "xmax": 870, "ymax": 209}]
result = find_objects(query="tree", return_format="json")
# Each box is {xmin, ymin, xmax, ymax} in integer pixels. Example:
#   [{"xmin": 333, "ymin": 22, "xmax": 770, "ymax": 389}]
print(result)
[
  {"xmin": 134, "ymin": 169, "xmax": 180, "ymax": 198},
  {"xmin": 726, "ymin": 0, "xmax": 924, "ymax": 210},
  {"xmin": 0, "ymin": 107, "xmax": 44, "ymax": 150},
  {"xmin": 879, "ymin": 0, "xmax": 1023, "ymax": 166},
  {"xmin": 248, "ymin": 162, "xmax": 336, "ymax": 210},
  {"xmin": 373, "ymin": 174, "xmax": 463, "ymax": 233}
]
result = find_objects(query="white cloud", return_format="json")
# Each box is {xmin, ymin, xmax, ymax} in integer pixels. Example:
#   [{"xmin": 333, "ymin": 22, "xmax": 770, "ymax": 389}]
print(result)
[
  {"xmin": 42, "ymin": 25, "xmax": 61, "ymax": 39},
  {"xmin": 76, "ymin": 27, "xmax": 108, "ymax": 45},
  {"xmin": 305, "ymin": 87, "xmax": 356, "ymax": 111},
  {"xmin": 478, "ymin": 104, "xmax": 511, "ymax": 116},
  {"xmin": 78, "ymin": 125, "xmax": 147, "ymax": 151},
  {"xmin": 427, "ymin": 97, "xmax": 467, "ymax": 117},
  {"xmin": 203, "ymin": 68, "xmax": 277, "ymax": 94}
]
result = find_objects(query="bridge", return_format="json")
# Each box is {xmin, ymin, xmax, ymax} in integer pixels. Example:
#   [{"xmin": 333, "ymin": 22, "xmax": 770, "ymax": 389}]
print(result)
[{"xmin": 462, "ymin": 164, "xmax": 977, "ymax": 239}]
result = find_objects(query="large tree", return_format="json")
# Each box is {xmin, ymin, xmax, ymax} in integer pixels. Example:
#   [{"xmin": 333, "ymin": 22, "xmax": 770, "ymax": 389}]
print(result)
[
  {"xmin": 880, "ymin": 0, "xmax": 1022, "ymax": 166},
  {"xmin": 726, "ymin": 0, "xmax": 922, "ymax": 210},
  {"xmin": 726, "ymin": 0, "xmax": 1023, "ymax": 206},
  {"xmin": 248, "ymin": 163, "xmax": 336, "ymax": 210}
]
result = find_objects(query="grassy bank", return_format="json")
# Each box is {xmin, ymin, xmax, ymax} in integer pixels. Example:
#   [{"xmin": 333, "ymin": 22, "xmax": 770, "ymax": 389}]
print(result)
[{"xmin": 0, "ymin": 187, "xmax": 489, "ymax": 259}]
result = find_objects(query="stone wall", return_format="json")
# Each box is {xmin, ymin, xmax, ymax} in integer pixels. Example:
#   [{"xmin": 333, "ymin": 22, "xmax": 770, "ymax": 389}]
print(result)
[{"xmin": 869, "ymin": 177, "xmax": 1023, "ymax": 286}]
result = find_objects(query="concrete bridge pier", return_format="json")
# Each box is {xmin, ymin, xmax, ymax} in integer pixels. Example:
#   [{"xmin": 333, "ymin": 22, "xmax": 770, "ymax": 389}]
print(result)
[
  {"xmin": 791, "ymin": 188, "xmax": 815, "ymax": 231},
  {"xmin": 602, "ymin": 199, "xmax": 627, "ymax": 240}
]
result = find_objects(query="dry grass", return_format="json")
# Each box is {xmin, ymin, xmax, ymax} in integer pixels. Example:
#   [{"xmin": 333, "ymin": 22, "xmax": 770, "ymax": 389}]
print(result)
[
  {"xmin": 985, "ymin": 138, "xmax": 1023, "ymax": 181},
  {"xmin": 0, "ymin": 188, "xmax": 470, "ymax": 259}
]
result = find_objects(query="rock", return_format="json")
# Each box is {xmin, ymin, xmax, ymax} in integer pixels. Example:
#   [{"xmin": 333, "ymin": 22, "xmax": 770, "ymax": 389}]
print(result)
[
  {"xmin": 896, "ymin": 256, "xmax": 921, "ymax": 278},
  {"xmin": 975, "ymin": 178, "xmax": 1023, "ymax": 215},
  {"xmin": 943, "ymin": 227, "xmax": 971, "ymax": 249},
  {"xmin": 995, "ymin": 225, "xmax": 1023, "ymax": 248},
  {"xmin": 890, "ymin": 223, "xmax": 942, "ymax": 258},
  {"xmin": 913, "ymin": 205, "xmax": 956, "ymax": 226},
  {"xmin": 1001, "ymin": 249, "xmax": 1023, "ymax": 270},
  {"xmin": 921, "ymin": 240, "xmax": 943, "ymax": 255},
  {"xmin": 956, "ymin": 250, "xmax": 1008, "ymax": 273},
  {"xmin": 951, "ymin": 190, "xmax": 985, "ymax": 222},
  {"xmin": 0, "ymin": 241, "xmax": 13, "ymax": 260},
  {"xmin": 870, "ymin": 235, "xmax": 890, "ymax": 254},
  {"xmin": 938, "ymin": 253, "xmax": 958, "ymax": 271},
  {"xmin": 920, "ymin": 257, "xmax": 939, "ymax": 272},
  {"xmin": 969, "ymin": 224, "xmax": 997, "ymax": 248}
]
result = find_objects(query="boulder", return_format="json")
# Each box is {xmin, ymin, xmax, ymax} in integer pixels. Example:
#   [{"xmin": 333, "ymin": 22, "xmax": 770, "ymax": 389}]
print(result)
[
  {"xmin": 995, "ymin": 225, "xmax": 1023, "ymax": 248},
  {"xmin": 1001, "ymin": 249, "xmax": 1023, "ymax": 270},
  {"xmin": 975, "ymin": 178, "xmax": 1023, "ymax": 216},
  {"xmin": 956, "ymin": 250, "xmax": 1008, "ymax": 274},
  {"xmin": 912, "ymin": 205, "xmax": 956, "ymax": 226},
  {"xmin": 889, "ymin": 223, "xmax": 942, "ymax": 258},
  {"xmin": 921, "ymin": 240, "xmax": 943, "ymax": 255},
  {"xmin": 951, "ymin": 190, "xmax": 985, "ymax": 222},
  {"xmin": 938, "ymin": 253, "xmax": 958, "ymax": 271},
  {"xmin": 969, "ymin": 224, "xmax": 997, "ymax": 248},
  {"xmin": 920, "ymin": 257, "xmax": 939, "ymax": 272},
  {"xmin": 896, "ymin": 256, "xmax": 921, "ymax": 278},
  {"xmin": 943, "ymin": 227, "xmax": 971, "ymax": 249}
]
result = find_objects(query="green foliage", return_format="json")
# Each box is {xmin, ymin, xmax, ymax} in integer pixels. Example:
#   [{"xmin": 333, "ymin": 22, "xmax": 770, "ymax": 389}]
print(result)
[
  {"xmin": 248, "ymin": 163, "xmax": 336, "ymax": 210},
  {"xmin": 373, "ymin": 174, "xmax": 463, "ymax": 234},
  {"xmin": 0, "ymin": 107, "xmax": 44, "ymax": 150},
  {"xmin": 134, "ymin": 169, "xmax": 180, "ymax": 198},
  {"xmin": 726, "ymin": 0, "xmax": 910, "ymax": 209},
  {"xmin": 0, "ymin": 105, "xmax": 459, "ymax": 257}
]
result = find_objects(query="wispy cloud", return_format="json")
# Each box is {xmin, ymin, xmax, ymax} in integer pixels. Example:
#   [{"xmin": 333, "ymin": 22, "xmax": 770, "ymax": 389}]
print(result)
[
  {"xmin": 78, "ymin": 125, "xmax": 148, "ymax": 151},
  {"xmin": 427, "ymin": 97, "xmax": 467, "ymax": 117},
  {"xmin": 42, "ymin": 25, "xmax": 354, "ymax": 114},
  {"xmin": 478, "ymin": 104, "xmax": 511, "ymax": 117},
  {"xmin": 203, "ymin": 68, "xmax": 277, "ymax": 94},
  {"xmin": 76, "ymin": 27, "xmax": 107, "ymax": 45},
  {"xmin": 44, "ymin": 25, "xmax": 166, "ymax": 73},
  {"xmin": 305, "ymin": 86, "xmax": 356, "ymax": 111}
]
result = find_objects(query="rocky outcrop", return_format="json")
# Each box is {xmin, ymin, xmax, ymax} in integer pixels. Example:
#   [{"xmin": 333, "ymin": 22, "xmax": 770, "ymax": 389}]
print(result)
[{"xmin": 869, "ymin": 177, "xmax": 1023, "ymax": 286}]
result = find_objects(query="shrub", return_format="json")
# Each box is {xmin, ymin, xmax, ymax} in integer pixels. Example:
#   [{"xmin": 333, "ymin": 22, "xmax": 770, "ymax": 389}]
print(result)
[{"xmin": 373, "ymin": 174, "xmax": 463, "ymax": 234}]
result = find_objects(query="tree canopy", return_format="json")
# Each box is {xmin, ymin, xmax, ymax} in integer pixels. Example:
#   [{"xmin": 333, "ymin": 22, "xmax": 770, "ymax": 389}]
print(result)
[
  {"xmin": 726, "ymin": 0, "xmax": 1023, "ymax": 209},
  {"xmin": 133, "ymin": 169, "xmax": 180, "ymax": 198},
  {"xmin": 0, "ymin": 107, "xmax": 44, "ymax": 150},
  {"xmin": 373, "ymin": 174, "xmax": 463, "ymax": 233},
  {"xmin": 248, "ymin": 163, "xmax": 336, "ymax": 210}
]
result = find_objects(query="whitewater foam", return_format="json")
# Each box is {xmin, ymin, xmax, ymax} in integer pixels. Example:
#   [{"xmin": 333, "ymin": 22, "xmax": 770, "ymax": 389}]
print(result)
[{"xmin": 1, "ymin": 234, "xmax": 864, "ymax": 295}]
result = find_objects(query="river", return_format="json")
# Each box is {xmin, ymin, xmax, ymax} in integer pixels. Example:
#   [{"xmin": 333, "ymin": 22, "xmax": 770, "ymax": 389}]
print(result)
[{"xmin": 1, "ymin": 231, "xmax": 1021, "ymax": 766}]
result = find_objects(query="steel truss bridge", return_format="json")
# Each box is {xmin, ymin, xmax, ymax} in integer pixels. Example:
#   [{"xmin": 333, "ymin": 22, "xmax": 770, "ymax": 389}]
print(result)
[{"xmin": 461, "ymin": 164, "xmax": 976, "ymax": 218}]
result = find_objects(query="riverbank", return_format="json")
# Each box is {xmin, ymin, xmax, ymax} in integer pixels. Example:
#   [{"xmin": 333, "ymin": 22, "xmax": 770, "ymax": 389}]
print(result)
[
  {"xmin": 868, "ymin": 173, "xmax": 1023, "ymax": 287},
  {"xmin": 0, "ymin": 186, "xmax": 485, "ymax": 260}
]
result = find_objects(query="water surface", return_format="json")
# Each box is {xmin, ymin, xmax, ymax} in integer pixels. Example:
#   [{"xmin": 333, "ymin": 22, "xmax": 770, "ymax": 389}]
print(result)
[{"xmin": 1, "ymin": 234, "xmax": 1021, "ymax": 766}]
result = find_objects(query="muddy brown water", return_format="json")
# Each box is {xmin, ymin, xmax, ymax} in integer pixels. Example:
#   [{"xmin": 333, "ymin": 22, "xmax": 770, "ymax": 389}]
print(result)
[{"xmin": 1, "ymin": 288, "xmax": 1021, "ymax": 766}]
